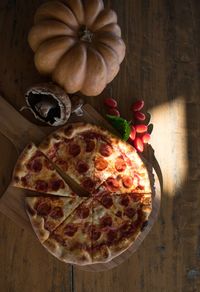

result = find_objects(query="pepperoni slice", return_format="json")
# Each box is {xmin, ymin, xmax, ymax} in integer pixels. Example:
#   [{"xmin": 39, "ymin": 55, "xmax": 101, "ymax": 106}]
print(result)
[
  {"xmin": 49, "ymin": 207, "xmax": 64, "ymax": 219},
  {"xmin": 50, "ymin": 179, "xmax": 65, "ymax": 191},
  {"xmin": 105, "ymin": 177, "xmax": 120, "ymax": 192},
  {"xmin": 122, "ymin": 176, "xmax": 133, "ymax": 188},
  {"xmin": 115, "ymin": 158, "xmax": 126, "ymax": 172},
  {"xmin": 100, "ymin": 193, "xmax": 113, "ymax": 208},
  {"xmin": 35, "ymin": 180, "xmax": 48, "ymax": 192},
  {"xmin": 64, "ymin": 224, "xmax": 78, "ymax": 237},
  {"xmin": 120, "ymin": 195, "xmax": 130, "ymax": 207},
  {"xmin": 85, "ymin": 139, "xmax": 95, "ymax": 152},
  {"xmin": 119, "ymin": 222, "xmax": 131, "ymax": 237},
  {"xmin": 82, "ymin": 178, "xmax": 95, "ymax": 191},
  {"xmin": 27, "ymin": 159, "xmax": 42, "ymax": 172},
  {"xmin": 21, "ymin": 175, "xmax": 29, "ymax": 187},
  {"xmin": 107, "ymin": 229, "xmax": 117, "ymax": 243},
  {"xmin": 69, "ymin": 143, "xmax": 81, "ymax": 157},
  {"xmin": 77, "ymin": 206, "xmax": 90, "ymax": 219},
  {"xmin": 37, "ymin": 202, "xmax": 51, "ymax": 216},
  {"xmin": 95, "ymin": 157, "xmax": 108, "ymax": 171},
  {"xmin": 99, "ymin": 143, "xmax": 113, "ymax": 157},
  {"xmin": 76, "ymin": 161, "xmax": 89, "ymax": 173},
  {"xmin": 90, "ymin": 227, "xmax": 101, "ymax": 240},
  {"xmin": 100, "ymin": 216, "xmax": 112, "ymax": 228},
  {"xmin": 124, "ymin": 207, "xmax": 136, "ymax": 218}
]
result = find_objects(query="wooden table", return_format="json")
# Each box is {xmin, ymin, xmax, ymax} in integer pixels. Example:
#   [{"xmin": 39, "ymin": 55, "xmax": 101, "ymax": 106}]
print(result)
[{"xmin": 0, "ymin": 0, "xmax": 200, "ymax": 291}]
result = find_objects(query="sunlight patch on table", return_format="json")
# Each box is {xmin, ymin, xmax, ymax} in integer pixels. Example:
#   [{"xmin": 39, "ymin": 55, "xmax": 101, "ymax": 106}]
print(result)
[{"xmin": 149, "ymin": 97, "xmax": 188, "ymax": 196}]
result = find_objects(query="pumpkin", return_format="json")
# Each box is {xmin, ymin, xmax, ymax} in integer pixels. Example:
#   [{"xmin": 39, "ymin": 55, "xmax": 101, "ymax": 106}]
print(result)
[{"xmin": 28, "ymin": 0, "xmax": 126, "ymax": 96}]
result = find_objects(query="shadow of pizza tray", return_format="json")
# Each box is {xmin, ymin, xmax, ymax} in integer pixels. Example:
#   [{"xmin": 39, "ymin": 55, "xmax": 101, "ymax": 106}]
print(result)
[{"xmin": 0, "ymin": 96, "xmax": 161, "ymax": 271}]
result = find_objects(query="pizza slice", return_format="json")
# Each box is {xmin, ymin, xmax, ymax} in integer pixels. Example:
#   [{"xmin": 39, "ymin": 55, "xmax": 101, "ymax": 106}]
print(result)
[
  {"xmin": 116, "ymin": 140, "xmax": 152, "ymax": 193},
  {"xmin": 39, "ymin": 123, "xmax": 102, "ymax": 192},
  {"xmin": 91, "ymin": 197, "xmax": 151, "ymax": 264},
  {"xmin": 25, "ymin": 195, "xmax": 85, "ymax": 243},
  {"xmin": 95, "ymin": 190, "xmax": 152, "ymax": 224},
  {"xmin": 43, "ymin": 198, "xmax": 94, "ymax": 265},
  {"xmin": 89, "ymin": 127, "xmax": 152, "ymax": 194},
  {"xmin": 12, "ymin": 143, "xmax": 75, "ymax": 197}
]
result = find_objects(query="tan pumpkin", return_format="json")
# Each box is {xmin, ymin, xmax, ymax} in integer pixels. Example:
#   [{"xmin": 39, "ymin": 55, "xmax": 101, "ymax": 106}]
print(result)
[{"xmin": 28, "ymin": 0, "xmax": 126, "ymax": 96}]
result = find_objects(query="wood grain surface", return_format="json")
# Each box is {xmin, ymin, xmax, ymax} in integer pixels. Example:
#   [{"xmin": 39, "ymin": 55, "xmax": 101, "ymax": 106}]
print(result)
[{"xmin": 0, "ymin": 0, "xmax": 200, "ymax": 291}]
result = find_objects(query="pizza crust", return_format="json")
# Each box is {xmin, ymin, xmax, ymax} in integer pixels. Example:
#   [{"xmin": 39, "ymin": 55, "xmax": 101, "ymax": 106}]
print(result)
[
  {"xmin": 25, "ymin": 197, "xmax": 50, "ymax": 243},
  {"xmin": 43, "ymin": 237, "xmax": 93, "ymax": 265},
  {"xmin": 12, "ymin": 143, "xmax": 39, "ymax": 185}
]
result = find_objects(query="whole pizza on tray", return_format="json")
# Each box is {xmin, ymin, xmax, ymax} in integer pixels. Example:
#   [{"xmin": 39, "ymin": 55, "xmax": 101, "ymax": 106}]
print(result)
[{"xmin": 12, "ymin": 123, "xmax": 153, "ymax": 265}]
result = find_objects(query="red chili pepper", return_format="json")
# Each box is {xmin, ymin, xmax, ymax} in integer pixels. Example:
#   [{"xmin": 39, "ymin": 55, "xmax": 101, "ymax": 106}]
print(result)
[
  {"xmin": 134, "ymin": 111, "xmax": 146, "ymax": 121},
  {"xmin": 132, "ymin": 100, "xmax": 144, "ymax": 111},
  {"xmin": 133, "ymin": 137, "xmax": 144, "ymax": 152},
  {"xmin": 142, "ymin": 133, "xmax": 151, "ymax": 143},
  {"xmin": 135, "ymin": 124, "xmax": 147, "ymax": 133},
  {"xmin": 129, "ymin": 126, "xmax": 136, "ymax": 141},
  {"xmin": 108, "ymin": 108, "xmax": 120, "ymax": 116},
  {"xmin": 104, "ymin": 98, "xmax": 118, "ymax": 108}
]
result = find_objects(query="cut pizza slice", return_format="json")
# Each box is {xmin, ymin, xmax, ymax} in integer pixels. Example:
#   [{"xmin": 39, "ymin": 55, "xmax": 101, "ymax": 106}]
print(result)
[
  {"xmin": 12, "ymin": 143, "xmax": 75, "ymax": 197},
  {"xmin": 95, "ymin": 190, "xmax": 152, "ymax": 224},
  {"xmin": 91, "ymin": 197, "xmax": 151, "ymax": 263},
  {"xmin": 43, "ymin": 198, "xmax": 94, "ymax": 265},
  {"xmin": 89, "ymin": 127, "xmax": 152, "ymax": 194},
  {"xmin": 116, "ymin": 140, "xmax": 153, "ymax": 193},
  {"xmin": 39, "ymin": 123, "xmax": 102, "ymax": 192},
  {"xmin": 25, "ymin": 195, "xmax": 86, "ymax": 243}
]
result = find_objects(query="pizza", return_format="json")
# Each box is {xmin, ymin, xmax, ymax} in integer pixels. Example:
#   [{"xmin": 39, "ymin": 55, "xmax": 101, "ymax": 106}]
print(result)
[
  {"xmin": 12, "ymin": 143, "xmax": 75, "ymax": 197},
  {"xmin": 12, "ymin": 123, "xmax": 154, "ymax": 265}
]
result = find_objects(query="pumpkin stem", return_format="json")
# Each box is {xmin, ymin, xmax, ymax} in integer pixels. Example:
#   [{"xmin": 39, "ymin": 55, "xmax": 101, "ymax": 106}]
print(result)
[{"xmin": 79, "ymin": 26, "xmax": 93, "ymax": 43}]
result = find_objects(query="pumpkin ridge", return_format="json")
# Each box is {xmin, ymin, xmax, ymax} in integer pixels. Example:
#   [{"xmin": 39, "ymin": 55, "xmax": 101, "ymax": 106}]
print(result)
[
  {"xmin": 81, "ymin": 46, "xmax": 107, "ymax": 96},
  {"xmin": 94, "ymin": 43, "xmax": 120, "ymax": 84},
  {"xmin": 34, "ymin": 36, "xmax": 76, "ymax": 74},
  {"xmin": 83, "ymin": 0, "xmax": 104, "ymax": 28},
  {"xmin": 34, "ymin": 1, "xmax": 79, "ymax": 30},
  {"xmin": 28, "ymin": 20, "xmax": 76, "ymax": 52},
  {"xmin": 52, "ymin": 43, "xmax": 87, "ymax": 93},
  {"xmin": 94, "ymin": 23, "xmax": 121, "ymax": 38},
  {"xmin": 95, "ymin": 32, "xmax": 126, "ymax": 64},
  {"xmin": 91, "ymin": 9, "xmax": 117, "ymax": 31},
  {"xmin": 65, "ymin": 0, "xmax": 85, "ymax": 25}
]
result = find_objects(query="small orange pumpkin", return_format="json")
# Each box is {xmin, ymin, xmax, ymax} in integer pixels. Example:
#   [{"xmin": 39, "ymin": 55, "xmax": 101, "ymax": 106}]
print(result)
[{"xmin": 28, "ymin": 0, "xmax": 126, "ymax": 96}]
